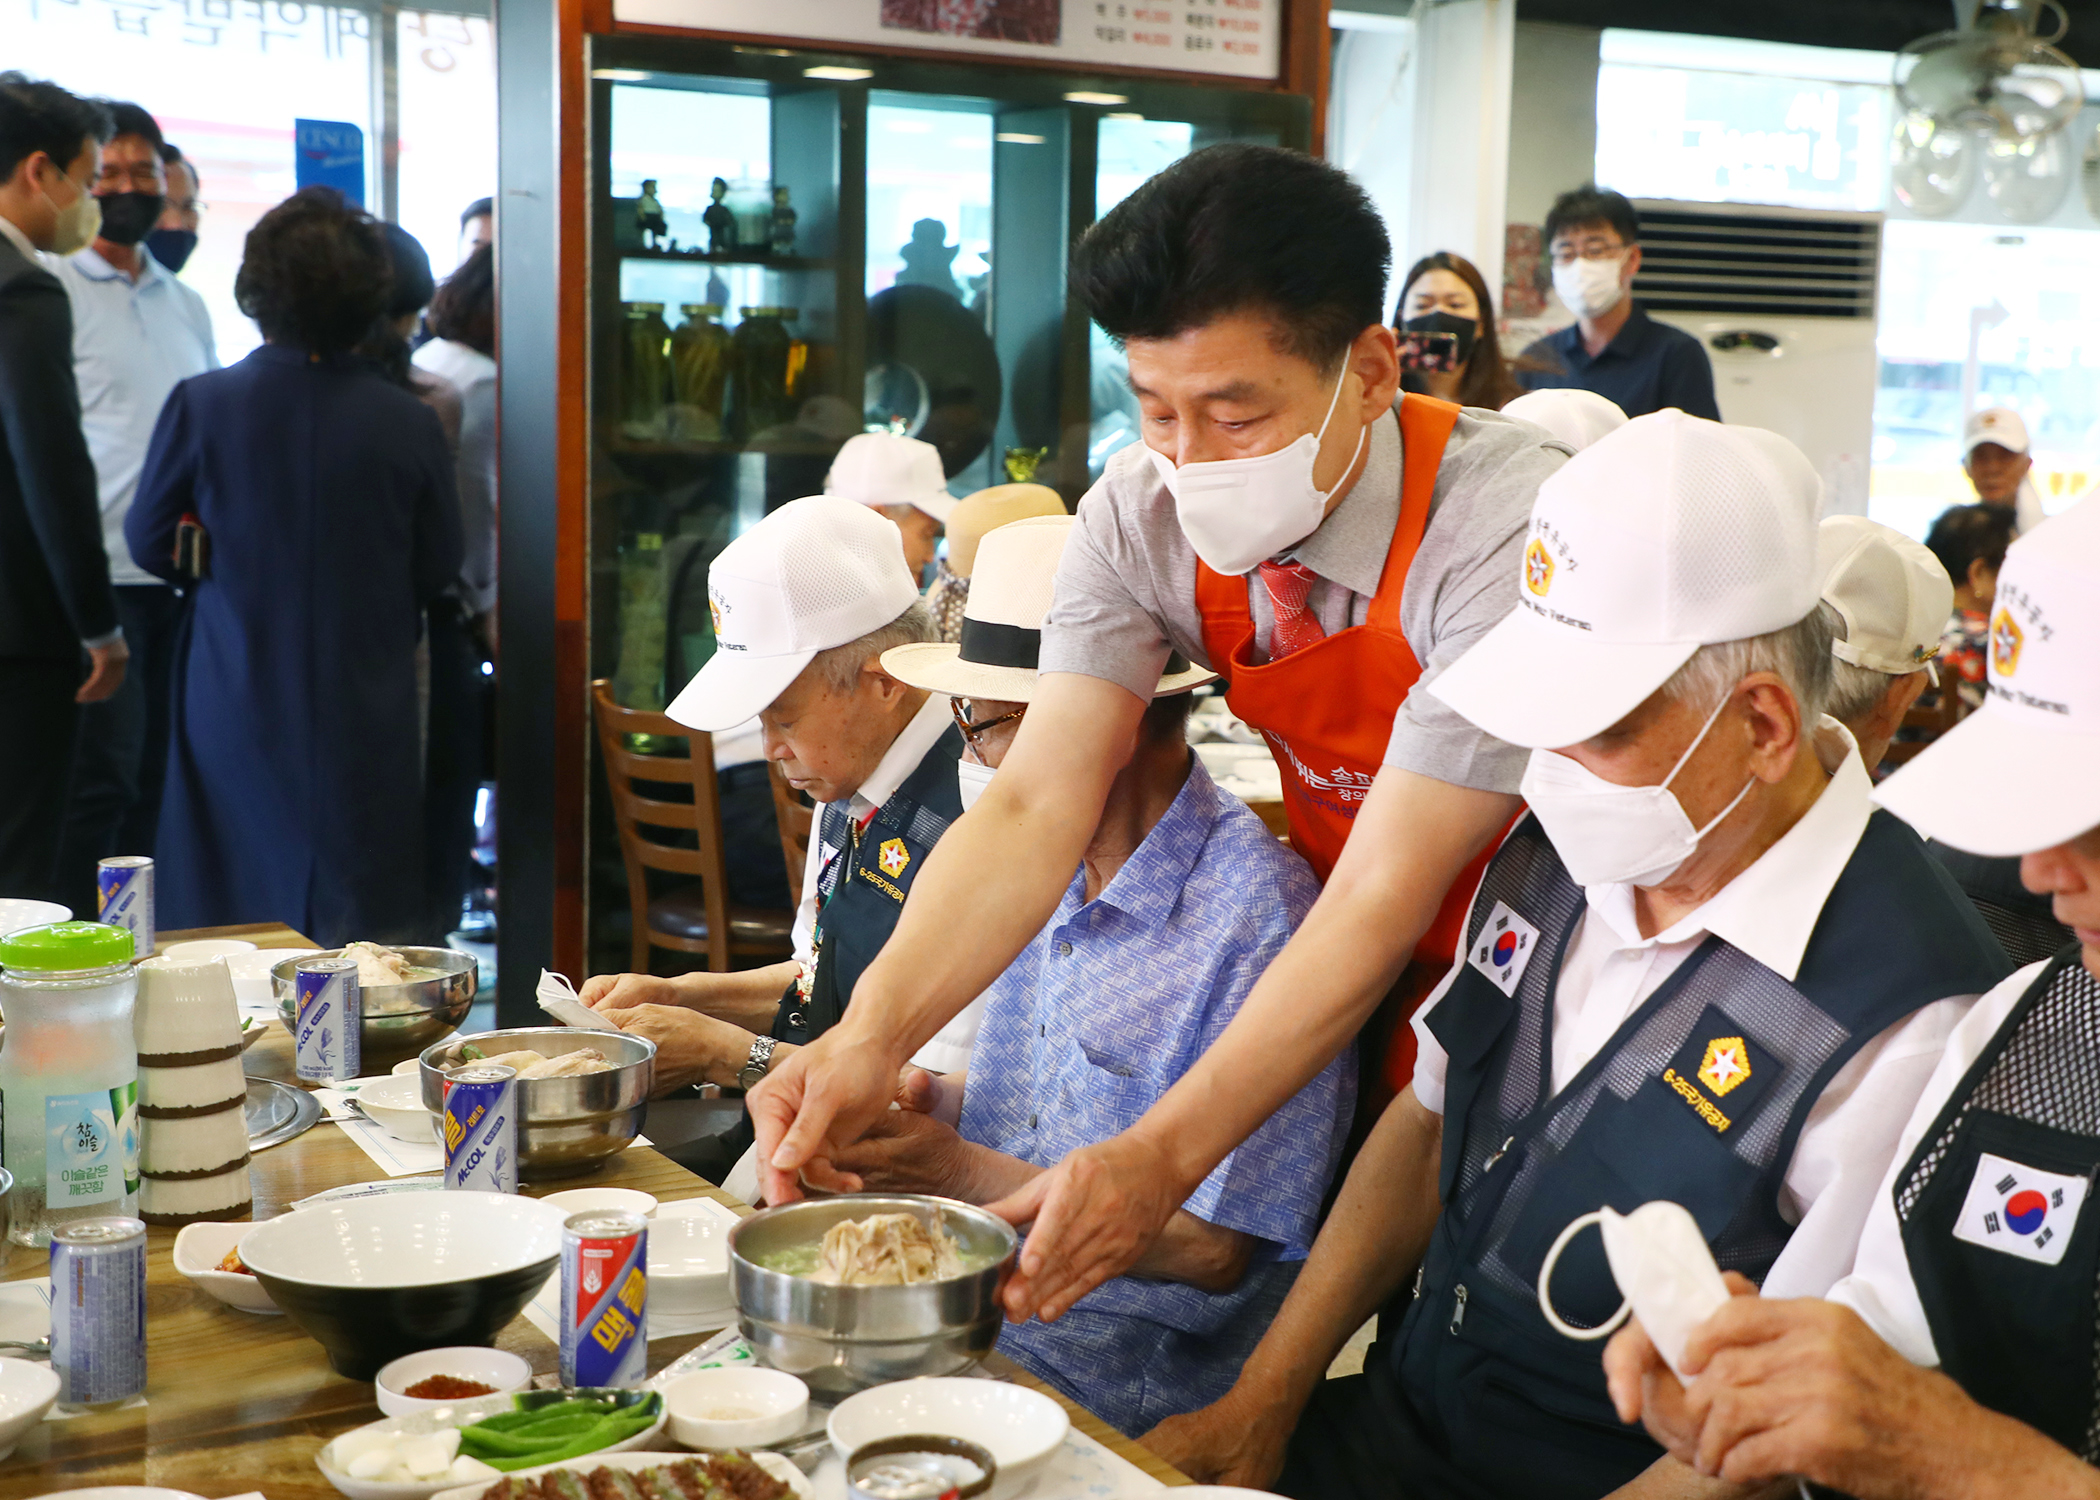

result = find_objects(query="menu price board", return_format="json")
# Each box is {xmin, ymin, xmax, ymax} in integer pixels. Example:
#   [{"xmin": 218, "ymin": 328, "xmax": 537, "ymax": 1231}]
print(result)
[{"xmin": 609, "ymin": 0, "xmax": 1281, "ymax": 80}]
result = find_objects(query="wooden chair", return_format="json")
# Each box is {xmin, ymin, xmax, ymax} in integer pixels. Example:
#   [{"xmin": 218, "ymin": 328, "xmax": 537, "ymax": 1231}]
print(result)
[
  {"xmin": 591, "ymin": 679, "xmax": 795, "ymax": 973},
  {"xmin": 767, "ymin": 759, "xmax": 815, "ymax": 905}
]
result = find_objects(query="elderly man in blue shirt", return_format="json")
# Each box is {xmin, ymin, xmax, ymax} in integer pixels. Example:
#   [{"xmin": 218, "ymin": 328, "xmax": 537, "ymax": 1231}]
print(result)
[
  {"xmin": 837, "ymin": 513, "xmax": 1355, "ymax": 1438},
  {"xmin": 50, "ymin": 98, "xmax": 215, "ymax": 911}
]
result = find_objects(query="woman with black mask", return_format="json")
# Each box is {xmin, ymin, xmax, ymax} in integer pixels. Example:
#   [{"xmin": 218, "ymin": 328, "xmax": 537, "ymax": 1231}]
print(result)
[{"xmin": 1391, "ymin": 250, "xmax": 1522, "ymax": 411}]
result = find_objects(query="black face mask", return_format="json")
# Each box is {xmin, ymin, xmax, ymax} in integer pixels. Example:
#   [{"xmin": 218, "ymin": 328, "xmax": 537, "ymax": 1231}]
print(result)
[
  {"xmin": 96, "ymin": 191, "xmax": 166, "ymax": 248},
  {"xmin": 1402, "ymin": 310, "xmax": 1479, "ymax": 366},
  {"xmin": 146, "ymin": 227, "xmax": 197, "ymax": 273}
]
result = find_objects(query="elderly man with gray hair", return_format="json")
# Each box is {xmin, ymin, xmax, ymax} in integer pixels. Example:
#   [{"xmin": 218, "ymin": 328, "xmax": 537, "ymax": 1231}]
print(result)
[
  {"xmin": 1148, "ymin": 411, "xmax": 2011, "ymax": 1500},
  {"xmin": 1816, "ymin": 515, "xmax": 1953, "ymax": 776}
]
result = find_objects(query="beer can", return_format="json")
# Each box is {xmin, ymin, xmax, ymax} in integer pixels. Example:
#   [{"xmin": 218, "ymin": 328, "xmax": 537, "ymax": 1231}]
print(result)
[
  {"xmin": 95, "ymin": 856, "xmax": 154, "ymax": 958},
  {"xmin": 442, "ymin": 1064, "xmax": 518, "ymax": 1193},
  {"xmin": 294, "ymin": 957, "xmax": 362, "ymax": 1082},
  {"xmin": 50, "ymin": 1216, "xmax": 147, "ymax": 1410},
  {"xmin": 559, "ymin": 1210, "xmax": 647, "ymax": 1388}
]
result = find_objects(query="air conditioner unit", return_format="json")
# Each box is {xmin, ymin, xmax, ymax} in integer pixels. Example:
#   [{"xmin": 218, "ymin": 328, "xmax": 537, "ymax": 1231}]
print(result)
[{"xmin": 1632, "ymin": 199, "xmax": 1884, "ymax": 517}]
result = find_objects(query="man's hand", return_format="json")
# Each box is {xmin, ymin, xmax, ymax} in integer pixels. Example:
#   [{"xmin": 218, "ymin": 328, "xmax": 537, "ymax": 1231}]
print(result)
[
  {"xmin": 581, "ymin": 973, "xmax": 685, "ymax": 1011},
  {"xmin": 828, "ymin": 1109, "xmax": 979, "ymax": 1198},
  {"xmin": 77, "ymin": 637, "xmax": 128, "ymax": 703},
  {"xmin": 984, "ymin": 1129, "xmax": 1187, "ymax": 1322},
  {"xmin": 601, "ymin": 1005, "xmax": 751, "ymax": 1093},
  {"xmin": 1141, "ymin": 1381, "xmax": 1295, "ymax": 1491},
  {"xmin": 1605, "ymin": 1272, "xmax": 1760, "ymax": 1459},
  {"xmin": 748, "ymin": 1025, "xmax": 912, "ymax": 1202}
]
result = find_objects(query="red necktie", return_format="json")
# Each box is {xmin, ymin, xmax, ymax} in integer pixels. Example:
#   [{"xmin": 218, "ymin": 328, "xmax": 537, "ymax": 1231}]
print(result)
[{"xmin": 1257, "ymin": 560, "xmax": 1327, "ymax": 660}]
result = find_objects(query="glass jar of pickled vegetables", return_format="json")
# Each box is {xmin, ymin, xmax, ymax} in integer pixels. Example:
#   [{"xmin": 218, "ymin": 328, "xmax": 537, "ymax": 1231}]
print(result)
[
  {"xmin": 729, "ymin": 306, "xmax": 798, "ymax": 441},
  {"xmin": 668, "ymin": 304, "xmax": 732, "ymax": 443},
  {"xmin": 619, "ymin": 302, "xmax": 672, "ymax": 439}
]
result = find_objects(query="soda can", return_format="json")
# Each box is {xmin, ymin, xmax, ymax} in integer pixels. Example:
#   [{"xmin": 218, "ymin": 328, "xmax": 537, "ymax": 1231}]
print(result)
[
  {"xmin": 50, "ymin": 1216, "xmax": 147, "ymax": 1410},
  {"xmin": 559, "ymin": 1210, "xmax": 647, "ymax": 1388},
  {"xmin": 442, "ymin": 1064, "xmax": 518, "ymax": 1193},
  {"xmin": 294, "ymin": 957, "xmax": 362, "ymax": 1082},
  {"xmin": 95, "ymin": 856, "xmax": 154, "ymax": 958}
]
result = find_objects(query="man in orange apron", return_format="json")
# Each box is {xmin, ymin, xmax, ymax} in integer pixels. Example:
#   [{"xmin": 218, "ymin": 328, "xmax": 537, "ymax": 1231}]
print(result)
[{"xmin": 749, "ymin": 143, "xmax": 1568, "ymax": 1322}]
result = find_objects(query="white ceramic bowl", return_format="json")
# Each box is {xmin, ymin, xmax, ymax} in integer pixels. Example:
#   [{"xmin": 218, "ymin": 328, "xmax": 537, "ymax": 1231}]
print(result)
[
  {"xmin": 663, "ymin": 1367, "xmax": 808, "ymax": 1451},
  {"xmin": 171, "ymin": 1221, "xmax": 281, "ymax": 1315},
  {"xmin": 0, "ymin": 899, "xmax": 68, "ymax": 938},
  {"xmin": 646, "ymin": 1208, "xmax": 729, "ymax": 1316},
  {"xmin": 0, "ymin": 1356, "xmax": 59, "ymax": 1460},
  {"xmin": 223, "ymin": 947, "xmax": 319, "ymax": 1012},
  {"xmin": 354, "ymin": 1075, "xmax": 439, "ymax": 1145},
  {"xmin": 541, "ymin": 1187, "xmax": 658, "ymax": 1221},
  {"xmin": 828, "ymin": 1377, "xmax": 1067, "ymax": 1500},
  {"xmin": 374, "ymin": 1346, "xmax": 532, "ymax": 1418},
  {"xmin": 318, "ymin": 1393, "xmax": 669, "ymax": 1500},
  {"xmin": 163, "ymin": 938, "xmax": 257, "ymax": 960},
  {"xmin": 392, "ymin": 1058, "xmax": 424, "ymax": 1076}
]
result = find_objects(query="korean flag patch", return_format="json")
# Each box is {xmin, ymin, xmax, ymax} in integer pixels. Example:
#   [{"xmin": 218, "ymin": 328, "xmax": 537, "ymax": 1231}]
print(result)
[
  {"xmin": 1467, "ymin": 901, "xmax": 1541, "ymax": 998},
  {"xmin": 1952, "ymin": 1151, "xmax": 2089, "ymax": 1267}
]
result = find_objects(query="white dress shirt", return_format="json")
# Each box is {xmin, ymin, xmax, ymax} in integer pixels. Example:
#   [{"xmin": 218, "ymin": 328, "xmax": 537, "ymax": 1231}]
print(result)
[
  {"xmin": 781, "ymin": 693, "xmax": 979, "ymax": 1073},
  {"xmin": 1827, "ymin": 959, "xmax": 2054, "ymax": 1365},
  {"xmin": 1412, "ymin": 720, "xmax": 1982, "ymax": 1298},
  {"xmin": 53, "ymin": 245, "xmax": 217, "ymax": 585},
  {"xmin": 411, "ymin": 338, "xmax": 497, "ymax": 614}
]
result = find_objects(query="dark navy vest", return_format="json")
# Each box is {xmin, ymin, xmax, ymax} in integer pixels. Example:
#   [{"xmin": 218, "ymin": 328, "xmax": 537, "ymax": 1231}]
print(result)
[
  {"xmin": 770, "ymin": 722, "xmax": 964, "ymax": 1047},
  {"xmin": 1382, "ymin": 810, "xmax": 2010, "ymax": 1500},
  {"xmin": 1892, "ymin": 949, "xmax": 2100, "ymax": 1461}
]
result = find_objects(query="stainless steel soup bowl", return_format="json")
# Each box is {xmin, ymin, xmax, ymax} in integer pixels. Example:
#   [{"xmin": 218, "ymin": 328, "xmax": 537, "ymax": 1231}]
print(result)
[
  {"xmin": 730, "ymin": 1194, "xmax": 1017, "ymax": 1398},
  {"xmin": 418, "ymin": 1026, "xmax": 656, "ymax": 1179},
  {"xmin": 273, "ymin": 946, "xmax": 477, "ymax": 1070}
]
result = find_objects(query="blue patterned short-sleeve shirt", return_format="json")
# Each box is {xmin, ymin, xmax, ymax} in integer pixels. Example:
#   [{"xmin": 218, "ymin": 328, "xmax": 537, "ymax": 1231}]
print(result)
[{"xmin": 959, "ymin": 756, "xmax": 1354, "ymax": 1435}]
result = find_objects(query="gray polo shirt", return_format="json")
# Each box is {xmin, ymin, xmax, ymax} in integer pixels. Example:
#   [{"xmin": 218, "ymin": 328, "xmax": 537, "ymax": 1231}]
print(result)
[{"xmin": 1040, "ymin": 402, "xmax": 1568, "ymax": 794}]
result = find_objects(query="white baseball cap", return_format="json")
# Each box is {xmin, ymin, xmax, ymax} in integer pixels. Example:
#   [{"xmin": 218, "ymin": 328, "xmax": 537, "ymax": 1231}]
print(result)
[
  {"xmin": 665, "ymin": 496, "xmax": 920, "ymax": 731},
  {"xmin": 1963, "ymin": 406, "xmax": 2030, "ymax": 458},
  {"xmin": 1428, "ymin": 410, "xmax": 1823, "ymax": 749},
  {"xmin": 1874, "ymin": 492, "xmax": 2100, "ymax": 855},
  {"xmin": 1818, "ymin": 516, "xmax": 1953, "ymax": 676},
  {"xmin": 883, "ymin": 515, "xmax": 1216, "ymax": 702},
  {"xmin": 1502, "ymin": 388, "xmax": 1628, "ymax": 453},
  {"xmin": 825, "ymin": 432, "xmax": 956, "ymax": 523}
]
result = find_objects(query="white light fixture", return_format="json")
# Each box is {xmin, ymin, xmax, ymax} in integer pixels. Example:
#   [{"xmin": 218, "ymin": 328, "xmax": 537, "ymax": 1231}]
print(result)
[
  {"xmin": 996, "ymin": 132, "xmax": 1046, "ymax": 144},
  {"xmin": 592, "ymin": 68, "xmax": 652, "ymax": 81},
  {"xmin": 1063, "ymin": 90, "xmax": 1129, "ymax": 106},
  {"xmin": 1105, "ymin": 111, "xmax": 1144, "ymax": 121},
  {"xmin": 804, "ymin": 65, "xmax": 874, "ymax": 81}
]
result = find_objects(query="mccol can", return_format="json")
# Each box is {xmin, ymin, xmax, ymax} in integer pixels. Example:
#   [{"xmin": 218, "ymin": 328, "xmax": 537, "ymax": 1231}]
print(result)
[
  {"xmin": 559, "ymin": 1209, "xmax": 647, "ymax": 1388},
  {"xmin": 294, "ymin": 956, "xmax": 361, "ymax": 1083},
  {"xmin": 50, "ymin": 1215, "xmax": 147, "ymax": 1410},
  {"xmin": 442, "ymin": 1064, "xmax": 517, "ymax": 1193},
  {"xmin": 95, "ymin": 856, "xmax": 154, "ymax": 959}
]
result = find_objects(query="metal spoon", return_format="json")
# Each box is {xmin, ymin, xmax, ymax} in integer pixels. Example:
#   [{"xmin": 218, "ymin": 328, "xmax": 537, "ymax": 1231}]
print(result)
[{"xmin": 0, "ymin": 1338, "xmax": 50, "ymax": 1358}]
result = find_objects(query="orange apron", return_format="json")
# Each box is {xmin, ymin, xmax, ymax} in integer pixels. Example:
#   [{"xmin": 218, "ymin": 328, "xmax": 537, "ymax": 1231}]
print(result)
[{"xmin": 1194, "ymin": 393, "xmax": 1498, "ymax": 1094}]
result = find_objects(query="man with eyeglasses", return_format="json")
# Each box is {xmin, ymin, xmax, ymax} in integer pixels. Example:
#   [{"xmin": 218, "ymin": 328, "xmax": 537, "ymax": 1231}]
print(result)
[
  {"xmin": 50, "ymin": 99, "xmax": 216, "ymax": 915},
  {"xmin": 581, "ymin": 497, "xmax": 973, "ymax": 1173},
  {"xmin": 1516, "ymin": 185, "xmax": 1719, "ymax": 422}
]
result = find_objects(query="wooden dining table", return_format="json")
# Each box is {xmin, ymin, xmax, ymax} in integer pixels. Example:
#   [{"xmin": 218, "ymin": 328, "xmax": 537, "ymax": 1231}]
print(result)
[{"xmin": 0, "ymin": 923, "xmax": 1192, "ymax": 1497}]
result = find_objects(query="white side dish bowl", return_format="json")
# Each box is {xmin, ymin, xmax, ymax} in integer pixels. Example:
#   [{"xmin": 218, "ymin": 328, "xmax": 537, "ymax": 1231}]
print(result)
[
  {"xmin": 646, "ymin": 1208, "xmax": 730, "ymax": 1316},
  {"xmin": 163, "ymin": 938, "xmax": 258, "ymax": 960},
  {"xmin": 171, "ymin": 1221, "xmax": 281, "ymax": 1315},
  {"xmin": 827, "ymin": 1377, "xmax": 1067, "ymax": 1500},
  {"xmin": 0, "ymin": 1356, "xmax": 60, "ymax": 1460},
  {"xmin": 662, "ymin": 1367, "xmax": 808, "ymax": 1451},
  {"xmin": 373, "ymin": 1346, "xmax": 532, "ymax": 1418},
  {"xmin": 0, "ymin": 899, "xmax": 69, "ymax": 938},
  {"xmin": 540, "ymin": 1187, "xmax": 658, "ymax": 1220},
  {"xmin": 354, "ymin": 1075, "xmax": 440, "ymax": 1145}
]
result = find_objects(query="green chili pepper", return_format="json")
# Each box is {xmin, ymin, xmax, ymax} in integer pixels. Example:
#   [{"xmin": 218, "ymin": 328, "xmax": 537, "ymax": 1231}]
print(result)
[{"xmin": 475, "ymin": 1410, "xmax": 662, "ymax": 1472}]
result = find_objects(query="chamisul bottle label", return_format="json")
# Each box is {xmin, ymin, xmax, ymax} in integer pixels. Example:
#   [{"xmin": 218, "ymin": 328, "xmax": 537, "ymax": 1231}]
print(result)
[{"xmin": 45, "ymin": 1084, "xmax": 139, "ymax": 1206}]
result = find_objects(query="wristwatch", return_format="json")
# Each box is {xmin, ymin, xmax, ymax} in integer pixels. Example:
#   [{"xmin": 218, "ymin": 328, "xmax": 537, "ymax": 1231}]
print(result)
[{"xmin": 737, "ymin": 1034, "xmax": 778, "ymax": 1092}]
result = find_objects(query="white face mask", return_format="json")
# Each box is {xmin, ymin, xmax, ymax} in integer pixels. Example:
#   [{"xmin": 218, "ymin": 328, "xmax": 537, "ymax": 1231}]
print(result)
[
  {"xmin": 1518, "ymin": 689, "xmax": 1757, "ymax": 890},
  {"xmin": 1147, "ymin": 363, "xmax": 1367, "ymax": 577},
  {"xmin": 956, "ymin": 754, "xmax": 996, "ymax": 813},
  {"xmin": 1552, "ymin": 252, "xmax": 1628, "ymax": 320},
  {"xmin": 41, "ymin": 167, "xmax": 100, "ymax": 257}
]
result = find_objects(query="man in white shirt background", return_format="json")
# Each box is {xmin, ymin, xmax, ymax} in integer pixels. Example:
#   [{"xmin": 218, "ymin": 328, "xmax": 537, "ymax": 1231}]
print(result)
[
  {"xmin": 1149, "ymin": 413, "xmax": 2010, "ymax": 1500},
  {"xmin": 49, "ymin": 98, "xmax": 216, "ymax": 914}
]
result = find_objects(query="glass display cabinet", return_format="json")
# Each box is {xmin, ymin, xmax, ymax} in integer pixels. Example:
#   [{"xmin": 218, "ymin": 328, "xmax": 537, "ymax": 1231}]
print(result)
[{"xmin": 583, "ymin": 34, "xmax": 1307, "ymax": 968}]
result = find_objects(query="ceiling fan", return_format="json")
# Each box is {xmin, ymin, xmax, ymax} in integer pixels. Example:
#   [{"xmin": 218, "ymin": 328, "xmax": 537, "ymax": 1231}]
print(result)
[{"xmin": 1891, "ymin": 0, "xmax": 2083, "ymax": 217}]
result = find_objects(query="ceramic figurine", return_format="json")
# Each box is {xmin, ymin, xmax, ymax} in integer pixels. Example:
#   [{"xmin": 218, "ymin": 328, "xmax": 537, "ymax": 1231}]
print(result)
[
  {"xmin": 768, "ymin": 185, "xmax": 797, "ymax": 258},
  {"xmin": 703, "ymin": 176, "xmax": 738, "ymax": 257},
  {"xmin": 636, "ymin": 179, "xmax": 667, "ymax": 251}
]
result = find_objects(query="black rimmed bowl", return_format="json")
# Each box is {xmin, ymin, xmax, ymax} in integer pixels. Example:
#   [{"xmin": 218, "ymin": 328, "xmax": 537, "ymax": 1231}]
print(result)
[{"xmin": 238, "ymin": 1191, "xmax": 566, "ymax": 1379}]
